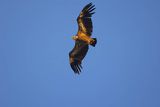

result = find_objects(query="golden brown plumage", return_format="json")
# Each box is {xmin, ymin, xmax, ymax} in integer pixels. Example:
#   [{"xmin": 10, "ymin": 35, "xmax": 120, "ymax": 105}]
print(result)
[
  {"xmin": 77, "ymin": 2, "xmax": 95, "ymax": 36},
  {"xmin": 69, "ymin": 3, "xmax": 97, "ymax": 74}
]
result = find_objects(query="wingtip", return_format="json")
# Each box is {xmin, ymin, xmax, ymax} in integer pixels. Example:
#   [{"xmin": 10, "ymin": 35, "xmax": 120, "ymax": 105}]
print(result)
[
  {"xmin": 70, "ymin": 63, "xmax": 83, "ymax": 74},
  {"xmin": 89, "ymin": 2, "xmax": 95, "ymax": 7}
]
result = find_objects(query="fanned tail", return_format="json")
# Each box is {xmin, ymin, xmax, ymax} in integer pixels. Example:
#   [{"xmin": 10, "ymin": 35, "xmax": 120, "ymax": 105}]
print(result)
[{"xmin": 90, "ymin": 38, "xmax": 97, "ymax": 47}]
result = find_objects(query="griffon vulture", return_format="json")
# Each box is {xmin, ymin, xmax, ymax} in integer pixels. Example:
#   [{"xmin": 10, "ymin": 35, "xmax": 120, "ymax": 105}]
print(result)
[{"xmin": 69, "ymin": 3, "xmax": 97, "ymax": 74}]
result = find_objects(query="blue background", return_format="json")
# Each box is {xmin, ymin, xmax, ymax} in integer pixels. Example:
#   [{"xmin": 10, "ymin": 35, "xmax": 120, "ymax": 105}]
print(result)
[{"xmin": 0, "ymin": 0, "xmax": 160, "ymax": 107}]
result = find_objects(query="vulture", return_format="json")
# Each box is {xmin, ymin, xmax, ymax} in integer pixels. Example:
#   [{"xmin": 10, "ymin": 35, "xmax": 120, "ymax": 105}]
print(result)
[{"xmin": 69, "ymin": 3, "xmax": 97, "ymax": 74}]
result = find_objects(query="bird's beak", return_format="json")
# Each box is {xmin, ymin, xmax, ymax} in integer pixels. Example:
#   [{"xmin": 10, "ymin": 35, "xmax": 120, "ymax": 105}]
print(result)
[
  {"xmin": 72, "ymin": 36, "xmax": 77, "ymax": 40},
  {"xmin": 72, "ymin": 36, "xmax": 74, "ymax": 40}
]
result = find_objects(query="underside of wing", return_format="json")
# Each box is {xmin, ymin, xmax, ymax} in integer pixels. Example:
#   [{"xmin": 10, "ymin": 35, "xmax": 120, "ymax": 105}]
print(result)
[
  {"xmin": 77, "ymin": 3, "xmax": 95, "ymax": 36},
  {"xmin": 69, "ymin": 40, "xmax": 89, "ymax": 74}
]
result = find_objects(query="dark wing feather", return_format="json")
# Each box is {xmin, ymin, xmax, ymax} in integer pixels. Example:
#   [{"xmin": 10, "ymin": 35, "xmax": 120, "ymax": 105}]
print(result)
[
  {"xmin": 77, "ymin": 3, "xmax": 95, "ymax": 36},
  {"xmin": 69, "ymin": 40, "xmax": 89, "ymax": 74}
]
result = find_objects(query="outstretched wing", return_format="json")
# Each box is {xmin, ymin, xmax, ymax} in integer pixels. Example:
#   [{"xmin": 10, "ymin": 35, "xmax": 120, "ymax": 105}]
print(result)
[
  {"xmin": 77, "ymin": 3, "xmax": 95, "ymax": 36},
  {"xmin": 69, "ymin": 40, "xmax": 89, "ymax": 74}
]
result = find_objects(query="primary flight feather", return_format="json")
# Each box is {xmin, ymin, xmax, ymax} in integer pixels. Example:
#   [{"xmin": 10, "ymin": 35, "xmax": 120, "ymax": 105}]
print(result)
[{"xmin": 69, "ymin": 3, "xmax": 97, "ymax": 74}]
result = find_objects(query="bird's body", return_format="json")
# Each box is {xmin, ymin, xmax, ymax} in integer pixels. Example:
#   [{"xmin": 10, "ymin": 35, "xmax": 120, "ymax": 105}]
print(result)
[
  {"xmin": 69, "ymin": 3, "xmax": 97, "ymax": 74},
  {"xmin": 75, "ymin": 31, "xmax": 93, "ymax": 44}
]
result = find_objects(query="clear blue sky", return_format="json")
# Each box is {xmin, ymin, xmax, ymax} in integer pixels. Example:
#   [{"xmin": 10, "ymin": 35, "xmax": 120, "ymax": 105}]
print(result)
[{"xmin": 0, "ymin": 0, "xmax": 160, "ymax": 107}]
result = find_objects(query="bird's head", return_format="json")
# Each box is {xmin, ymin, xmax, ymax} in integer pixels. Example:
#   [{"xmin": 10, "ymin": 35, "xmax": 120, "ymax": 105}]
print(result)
[{"xmin": 72, "ymin": 36, "xmax": 78, "ymax": 40}]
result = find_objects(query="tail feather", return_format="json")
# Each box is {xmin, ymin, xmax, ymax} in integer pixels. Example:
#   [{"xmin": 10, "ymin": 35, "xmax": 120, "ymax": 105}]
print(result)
[{"xmin": 90, "ymin": 38, "xmax": 97, "ymax": 47}]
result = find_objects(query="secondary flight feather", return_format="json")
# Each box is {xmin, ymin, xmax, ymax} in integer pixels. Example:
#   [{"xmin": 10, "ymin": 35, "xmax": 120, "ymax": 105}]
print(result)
[{"xmin": 69, "ymin": 3, "xmax": 97, "ymax": 74}]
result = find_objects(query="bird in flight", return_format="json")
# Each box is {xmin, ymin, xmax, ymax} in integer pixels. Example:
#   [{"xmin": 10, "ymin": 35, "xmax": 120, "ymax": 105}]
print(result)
[{"xmin": 69, "ymin": 3, "xmax": 97, "ymax": 74}]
